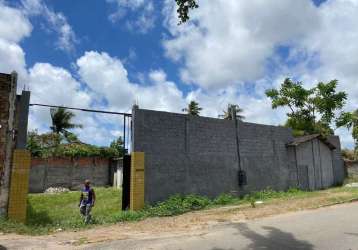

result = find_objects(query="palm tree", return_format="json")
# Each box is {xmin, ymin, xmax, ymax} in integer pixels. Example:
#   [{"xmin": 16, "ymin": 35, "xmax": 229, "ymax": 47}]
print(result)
[
  {"xmin": 50, "ymin": 108, "xmax": 83, "ymax": 136},
  {"xmin": 219, "ymin": 104, "xmax": 245, "ymax": 121},
  {"xmin": 182, "ymin": 101, "xmax": 202, "ymax": 116},
  {"xmin": 336, "ymin": 109, "xmax": 358, "ymax": 149}
]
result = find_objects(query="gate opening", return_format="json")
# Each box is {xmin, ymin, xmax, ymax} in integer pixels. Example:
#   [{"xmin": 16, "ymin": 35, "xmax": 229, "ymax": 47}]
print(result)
[{"xmin": 29, "ymin": 103, "xmax": 132, "ymax": 210}]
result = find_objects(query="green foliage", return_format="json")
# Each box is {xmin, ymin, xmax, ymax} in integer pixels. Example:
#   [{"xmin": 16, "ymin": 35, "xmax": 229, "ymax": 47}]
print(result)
[
  {"xmin": 27, "ymin": 130, "xmax": 62, "ymax": 157},
  {"xmin": 219, "ymin": 104, "xmax": 245, "ymax": 121},
  {"xmin": 1, "ymin": 187, "xmax": 354, "ymax": 235},
  {"xmin": 183, "ymin": 100, "xmax": 203, "ymax": 116},
  {"xmin": 342, "ymin": 149, "xmax": 358, "ymax": 161},
  {"xmin": 26, "ymin": 130, "xmax": 122, "ymax": 158},
  {"xmin": 213, "ymin": 193, "xmax": 240, "ymax": 205},
  {"xmin": 109, "ymin": 137, "xmax": 125, "ymax": 157},
  {"xmin": 50, "ymin": 108, "xmax": 83, "ymax": 137},
  {"xmin": 145, "ymin": 194, "xmax": 211, "ymax": 216},
  {"xmin": 244, "ymin": 188, "xmax": 304, "ymax": 202},
  {"xmin": 0, "ymin": 188, "xmax": 122, "ymax": 235},
  {"xmin": 336, "ymin": 109, "xmax": 358, "ymax": 149},
  {"xmin": 176, "ymin": 0, "xmax": 199, "ymax": 24},
  {"xmin": 266, "ymin": 78, "xmax": 347, "ymax": 136}
]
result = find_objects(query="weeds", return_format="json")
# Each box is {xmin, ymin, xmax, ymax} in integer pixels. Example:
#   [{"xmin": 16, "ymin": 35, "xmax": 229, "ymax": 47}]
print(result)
[{"xmin": 1, "ymin": 186, "xmax": 358, "ymax": 235}]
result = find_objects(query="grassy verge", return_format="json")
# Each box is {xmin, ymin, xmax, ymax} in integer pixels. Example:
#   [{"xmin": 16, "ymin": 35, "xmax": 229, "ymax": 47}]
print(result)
[{"xmin": 1, "ymin": 186, "xmax": 358, "ymax": 235}]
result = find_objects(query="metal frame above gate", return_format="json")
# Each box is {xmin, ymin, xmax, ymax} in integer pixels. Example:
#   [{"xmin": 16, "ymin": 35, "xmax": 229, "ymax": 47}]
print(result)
[{"xmin": 29, "ymin": 103, "xmax": 132, "ymax": 155}]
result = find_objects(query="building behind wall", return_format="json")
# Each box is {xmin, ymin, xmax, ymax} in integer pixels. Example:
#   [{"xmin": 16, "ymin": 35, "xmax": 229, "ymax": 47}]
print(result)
[
  {"xmin": 131, "ymin": 108, "xmax": 345, "ymax": 205},
  {"xmin": 287, "ymin": 134, "xmax": 337, "ymax": 190}
]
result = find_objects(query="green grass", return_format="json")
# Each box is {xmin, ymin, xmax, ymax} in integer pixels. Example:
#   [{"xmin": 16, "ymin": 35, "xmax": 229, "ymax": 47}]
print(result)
[
  {"xmin": 2, "ymin": 186, "xmax": 358, "ymax": 235},
  {"xmin": 0, "ymin": 187, "xmax": 133, "ymax": 235}
]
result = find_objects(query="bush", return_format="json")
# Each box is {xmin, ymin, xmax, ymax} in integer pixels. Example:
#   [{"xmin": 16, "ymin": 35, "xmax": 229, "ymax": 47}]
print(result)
[
  {"xmin": 145, "ymin": 194, "xmax": 212, "ymax": 217},
  {"xmin": 213, "ymin": 194, "xmax": 240, "ymax": 205},
  {"xmin": 342, "ymin": 148, "xmax": 357, "ymax": 160},
  {"xmin": 244, "ymin": 188, "xmax": 304, "ymax": 202},
  {"xmin": 27, "ymin": 130, "xmax": 124, "ymax": 158}
]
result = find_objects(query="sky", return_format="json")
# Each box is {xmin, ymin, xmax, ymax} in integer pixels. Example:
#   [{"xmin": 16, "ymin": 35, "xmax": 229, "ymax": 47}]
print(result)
[{"xmin": 0, "ymin": 0, "xmax": 357, "ymax": 148}]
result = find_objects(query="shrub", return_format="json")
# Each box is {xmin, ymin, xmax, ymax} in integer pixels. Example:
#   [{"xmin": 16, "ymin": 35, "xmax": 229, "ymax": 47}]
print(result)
[
  {"xmin": 145, "ymin": 194, "xmax": 212, "ymax": 217},
  {"xmin": 213, "ymin": 194, "xmax": 240, "ymax": 205},
  {"xmin": 27, "ymin": 130, "xmax": 124, "ymax": 158}
]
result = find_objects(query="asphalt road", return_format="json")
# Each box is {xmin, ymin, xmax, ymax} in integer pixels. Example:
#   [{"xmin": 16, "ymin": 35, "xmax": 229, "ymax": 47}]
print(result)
[{"xmin": 85, "ymin": 202, "xmax": 358, "ymax": 250}]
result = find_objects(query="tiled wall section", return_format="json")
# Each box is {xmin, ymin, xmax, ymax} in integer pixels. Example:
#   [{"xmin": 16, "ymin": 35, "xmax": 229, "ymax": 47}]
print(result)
[
  {"xmin": 7, "ymin": 150, "xmax": 31, "ymax": 223},
  {"xmin": 130, "ymin": 152, "xmax": 145, "ymax": 211}
]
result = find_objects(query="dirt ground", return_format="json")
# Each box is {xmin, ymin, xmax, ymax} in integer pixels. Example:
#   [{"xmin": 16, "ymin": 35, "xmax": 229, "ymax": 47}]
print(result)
[{"xmin": 0, "ymin": 190, "xmax": 357, "ymax": 249}]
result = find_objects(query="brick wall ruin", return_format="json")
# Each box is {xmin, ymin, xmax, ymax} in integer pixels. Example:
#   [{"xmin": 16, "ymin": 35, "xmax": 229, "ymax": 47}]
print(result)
[{"xmin": 0, "ymin": 73, "xmax": 17, "ymax": 216}]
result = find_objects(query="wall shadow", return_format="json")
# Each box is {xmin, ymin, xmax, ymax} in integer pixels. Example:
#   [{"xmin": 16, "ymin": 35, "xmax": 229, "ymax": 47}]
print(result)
[
  {"xmin": 212, "ymin": 223, "xmax": 314, "ymax": 250},
  {"xmin": 0, "ymin": 245, "xmax": 7, "ymax": 250}
]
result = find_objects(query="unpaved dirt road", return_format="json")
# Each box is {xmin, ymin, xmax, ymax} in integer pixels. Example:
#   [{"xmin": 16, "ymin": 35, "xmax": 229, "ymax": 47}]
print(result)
[{"xmin": 1, "ymin": 196, "xmax": 358, "ymax": 250}]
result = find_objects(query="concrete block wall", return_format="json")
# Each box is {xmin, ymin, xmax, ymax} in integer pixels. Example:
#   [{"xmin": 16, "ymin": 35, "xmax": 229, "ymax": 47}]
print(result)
[
  {"xmin": 237, "ymin": 122, "xmax": 296, "ymax": 193},
  {"xmin": 29, "ymin": 157, "xmax": 110, "ymax": 192},
  {"xmin": 132, "ymin": 108, "xmax": 296, "ymax": 204}
]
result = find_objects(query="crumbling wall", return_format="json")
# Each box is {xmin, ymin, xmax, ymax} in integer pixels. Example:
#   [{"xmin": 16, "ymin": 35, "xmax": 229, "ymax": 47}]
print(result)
[{"xmin": 0, "ymin": 73, "xmax": 17, "ymax": 216}]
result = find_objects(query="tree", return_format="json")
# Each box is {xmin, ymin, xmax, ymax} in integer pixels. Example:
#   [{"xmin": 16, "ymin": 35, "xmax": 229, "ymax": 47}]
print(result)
[
  {"xmin": 265, "ymin": 78, "xmax": 347, "ymax": 136},
  {"xmin": 336, "ymin": 109, "xmax": 358, "ymax": 149},
  {"xmin": 50, "ymin": 108, "xmax": 83, "ymax": 139},
  {"xmin": 219, "ymin": 104, "xmax": 245, "ymax": 121},
  {"xmin": 176, "ymin": 0, "xmax": 199, "ymax": 24},
  {"xmin": 109, "ymin": 136, "xmax": 125, "ymax": 157},
  {"xmin": 182, "ymin": 101, "xmax": 202, "ymax": 116}
]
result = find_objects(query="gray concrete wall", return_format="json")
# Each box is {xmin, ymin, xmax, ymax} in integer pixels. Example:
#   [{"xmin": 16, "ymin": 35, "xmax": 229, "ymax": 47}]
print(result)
[
  {"xmin": 237, "ymin": 122, "xmax": 296, "ymax": 193},
  {"xmin": 346, "ymin": 160, "xmax": 358, "ymax": 178},
  {"xmin": 29, "ymin": 157, "xmax": 110, "ymax": 193},
  {"xmin": 132, "ymin": 108, "xmax": 296, "ymax": 204}
]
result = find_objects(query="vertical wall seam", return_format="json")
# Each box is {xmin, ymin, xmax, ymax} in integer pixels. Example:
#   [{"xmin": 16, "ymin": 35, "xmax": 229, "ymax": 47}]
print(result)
[
  {"xmin": 311, "ymin": 140, "xmax": 316, "ymax": 190},
  {"xmin": 294, "ymin": 147, "xmax": 300, "ymax": 188},
  {"xmin": 318, "ymin": 141, "xmax": 323, "ymax": 188}
]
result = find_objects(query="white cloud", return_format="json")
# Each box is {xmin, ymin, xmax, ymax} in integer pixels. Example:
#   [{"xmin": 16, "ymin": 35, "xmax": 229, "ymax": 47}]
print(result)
[
  {"xmin": 27, "ymin": 63, "xmax": 92, "ymax": 135},
  {"xmin": 76, "ymin": 51, "xmax": 185, "ymax": 113},
  {"xmin": 21, "ymin": 0, "xmax": 77, "ymax": 52},
  {"xmin": 0, "ymin": 39, "xmax": 27, "ymax": 81},
  {"xmin": 163, "ymin": 0, "xmax": 319, "ymax": 89},
  {"xmin": 1, "ymin": 0, "xmax": 357, "ymax": 149},
  {"xmin": 0, "ymin": 1, "xmax": 30, "ymax": 86},
  {"xmin": 0, "ymin": 3, "xmax": 32, "ymax": 43},
  {"xmin": 161, "ymin": 0, "xmax": 358, "ymax": 148},
  {"xmin": 300, "ymin": 0, "xmax": 358, "ymax": 109},
  {"xmin": 107, "ymin": 0, "xmax": 156, "ymax": 33}
]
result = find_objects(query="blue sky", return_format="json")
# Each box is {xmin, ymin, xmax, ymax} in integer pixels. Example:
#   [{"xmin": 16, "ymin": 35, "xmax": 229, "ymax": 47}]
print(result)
[{"xmin": 0, "ymin": 0, "xmax": 357, "ymax": 148}]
